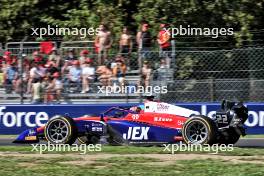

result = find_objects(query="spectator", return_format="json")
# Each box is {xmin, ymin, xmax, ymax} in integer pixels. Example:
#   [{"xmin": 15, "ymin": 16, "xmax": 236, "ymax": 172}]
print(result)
[
  {"xmin": 136, "ymin": 22, "xmax": 152, "ymax": 60},
  {"xmin": 95, "ymin": 24, "xmax": 112, "ymax": 65},
  {"xmin": 3, "ymin": 51, "xmax": 13, "ymax": 65},
  {"xmin": 43, "ymin": 76, "xmax": 54, "ymax": 104},
  {"xmin": 79, "ymin": 49, "xmax": 89, "ymax": 66},
  {"xmin": 157, "ymin": 23, "xmax": 171, "ymax": 68},
  {"xmin": 14, "ymin": 56, "xmax": 30, "ymax": 93},
  {"xmin": 27, "ymin": 62, "xmax": 46, "ymax": 94},
  {"xmin": 141, "ymin": 60, "xmax": 152, "ymax": 87},
  {"xmin": 81, "ymin": 58, "xmax": 95, "ymax": 93},
  {"xmin": 45, "ymin": 61, "xmax": 59, "ymax": 78},
  {"xmin": 96, "ymin": 65, "xmax": 112, "ymax": 86},
  {"xmin": 64, "ymin": 49, "xmax": 76, "ymax": 61},
  {"xmin": 51, "ymin": 72, "xmax": 63, "ymax": 103},
  {"xmin": 119, "ymin": 27, "xmax": 133, "ymax": 66},
  {"xmin": 31, "ymin": 78, "xmax": 44, "ymax": 104},
  {"xmin": 67, "ymin": 60, "xmax": 81, "ymax": 92},
  {"xmin": 61, "ymin": 60, "xmax": 71, "ymax": 86},
  {"xmin": 32, "ymin": 51, "xmax": 43, "ymax": 64},
  {"xmin": 112, "ymin": 56, "xmax": 127, "ymax": 86},
  {"xmin": 3, "ymin": 51, "xmax": 13, "ymax": 68},
  {"xmin": 156, "ymin": 58, "xmax": 169, "ymax": 82},
  {"xmin": 3, "ymin": 61, "xmax": 18, "ymax": 93},
  {"xmin": 0, "ymin": 72, "xmax": 3, "ymax": 88},
  {"xmin": 48, "ymin": 47, "xmax": 61, "ymax": 68}
]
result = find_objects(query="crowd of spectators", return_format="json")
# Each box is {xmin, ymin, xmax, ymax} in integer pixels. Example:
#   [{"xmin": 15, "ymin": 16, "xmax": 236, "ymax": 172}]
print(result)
[
  {"xmin": 0, "ymin": 21, "xmax": 172, "ymax": 103},
  {"xmin": 0, "ymin": 49, "xmax": 131, "ymax": 104}
]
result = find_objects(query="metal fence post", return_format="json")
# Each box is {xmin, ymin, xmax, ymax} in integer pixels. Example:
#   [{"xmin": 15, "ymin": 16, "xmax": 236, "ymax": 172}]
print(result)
[
  {"xmin": 19, "ymin": 36, "xmax": 28, "ymax": 104},
  {"xmin": 138, "ymin": 39, "xmax": 143, "ymax": 103}
]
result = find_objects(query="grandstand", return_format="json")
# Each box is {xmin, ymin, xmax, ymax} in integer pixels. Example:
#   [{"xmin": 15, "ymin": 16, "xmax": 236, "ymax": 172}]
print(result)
[{"xmin": 0, "ymin": 37, "xmax": 264, "ymax": 104}]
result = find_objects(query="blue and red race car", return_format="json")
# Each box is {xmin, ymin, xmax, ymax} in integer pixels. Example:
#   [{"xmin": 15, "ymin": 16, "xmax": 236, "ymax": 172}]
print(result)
[{"xmin": 14, "ymin": 100, "xmax": 248, "ymax": 145}]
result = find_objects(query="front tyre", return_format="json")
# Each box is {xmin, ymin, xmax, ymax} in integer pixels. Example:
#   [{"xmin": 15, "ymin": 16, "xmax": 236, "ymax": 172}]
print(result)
[
  {"xmin": 182, "ymin": 115, "xmax": 217, "ymax": 145},
  {"xmin": 44, "ymin": 116, "xmax": 77, "ymax": 144}
]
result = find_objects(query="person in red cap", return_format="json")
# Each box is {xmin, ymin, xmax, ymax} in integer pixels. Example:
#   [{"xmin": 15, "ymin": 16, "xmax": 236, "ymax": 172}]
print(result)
[
  {"xmin": 81, "ymin": 50, "xmax": 89, "ymax": 55},
  {"xmin": 79, "ymin": 49, "xmax": 89, "ymax": 66},
  {"xmin": 81, "ymin": 58, "xmax": 95, "ymax": 93},
  {"xmin": 157, "ymin": 23, "xmax": 171, "ymax": 68},
  {"xmin": 3, "ymin": 51, "xmax": 13, "ymax": 65}
]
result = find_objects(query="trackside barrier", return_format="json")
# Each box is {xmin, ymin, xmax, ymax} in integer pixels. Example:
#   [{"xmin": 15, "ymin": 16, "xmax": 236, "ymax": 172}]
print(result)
[{"xmin": 0, "ymin": 103, "xmax": 263, "ymax": 134}]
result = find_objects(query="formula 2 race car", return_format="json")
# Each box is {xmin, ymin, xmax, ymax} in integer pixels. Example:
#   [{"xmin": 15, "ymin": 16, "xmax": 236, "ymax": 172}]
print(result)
[{"xmin": 14, "ymin": 100, "xmax": 248, "ymax": 145}]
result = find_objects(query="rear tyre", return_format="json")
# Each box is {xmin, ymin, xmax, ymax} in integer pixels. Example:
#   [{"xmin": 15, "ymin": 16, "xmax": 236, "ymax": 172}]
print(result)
[
  {"xmin": 218, "ymin": 128, "xmax": 240, "ymax": 145},
  {"xmin": 182, "ymin": 115, "xmax": 217, "ymax": 145},
  {"xmin": 44, "ymin": 116, "xmax": 77, "ymax": 144}
]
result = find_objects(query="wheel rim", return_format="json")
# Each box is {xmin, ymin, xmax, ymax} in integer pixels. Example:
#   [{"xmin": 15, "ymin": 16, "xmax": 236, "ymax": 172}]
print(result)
[
  {"xmin": 185, "ymin": 120, "xmax": 208, "ymax": 144},
  {"xmin": 47, "ymin": 119, "xmax": 69, "ymax": 143}
]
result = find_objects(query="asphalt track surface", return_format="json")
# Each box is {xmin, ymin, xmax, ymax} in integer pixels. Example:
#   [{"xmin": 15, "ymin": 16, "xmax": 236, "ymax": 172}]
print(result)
[{"xmin": 0, "ymin": 138, "xmax": 263, "ymax": 147}]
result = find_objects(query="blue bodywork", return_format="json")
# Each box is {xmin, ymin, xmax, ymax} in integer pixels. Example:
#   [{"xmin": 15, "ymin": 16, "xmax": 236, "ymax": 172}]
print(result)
[{"xmin": 108, "ymin": 121, "xmax": 181, "ymax": 143}]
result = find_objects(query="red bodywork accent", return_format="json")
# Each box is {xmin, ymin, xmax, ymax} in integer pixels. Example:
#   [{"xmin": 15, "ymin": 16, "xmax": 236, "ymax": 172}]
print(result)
[
  {"xmin": 125, "ymin": 112, "xmax": 188, "ymax": 129},
  {"xmin": 37, "ymin": 126, "xmax": 44, "ymax": 133}
]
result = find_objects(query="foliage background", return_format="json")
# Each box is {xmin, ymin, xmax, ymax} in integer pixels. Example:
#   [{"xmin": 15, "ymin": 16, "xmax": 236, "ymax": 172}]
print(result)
[{"xmin": 0, "ymin": 0, "xmax": 263, "ymax": 47}]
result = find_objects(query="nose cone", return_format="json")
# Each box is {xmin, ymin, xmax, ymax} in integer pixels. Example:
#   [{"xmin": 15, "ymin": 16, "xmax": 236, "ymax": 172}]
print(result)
[{"xmin": 13, "ymin": 128, "xmax": 39, "ymax": 143}]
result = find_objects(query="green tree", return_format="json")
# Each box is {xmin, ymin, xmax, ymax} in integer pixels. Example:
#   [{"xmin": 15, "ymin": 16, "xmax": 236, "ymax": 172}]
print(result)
[
  {"xmin": 0, "ymin": 0, "xmax": 263, "ymax": 47},
  {"xmin": 134, "ymin": 0, "xmax": 264, "ymax": 47}
]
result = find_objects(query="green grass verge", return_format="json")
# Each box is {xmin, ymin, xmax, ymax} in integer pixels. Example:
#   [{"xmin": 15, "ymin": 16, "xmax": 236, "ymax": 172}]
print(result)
[
  {"xmin": 1, "ymin": 145, "xmax": 264, "ymax": 156},
  {"xmin": 0, "ymin": 155, "xmax": 264, "ymax": 176}
]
